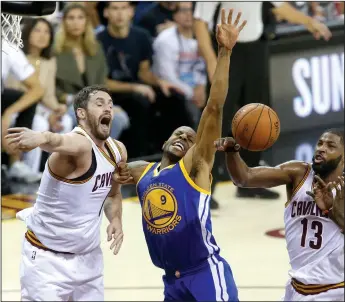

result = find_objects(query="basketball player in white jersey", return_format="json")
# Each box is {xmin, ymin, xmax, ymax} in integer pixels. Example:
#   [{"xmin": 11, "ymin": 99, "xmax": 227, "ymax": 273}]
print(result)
[
  {"xmin": 213, "ymin": 129, "xmax": 344, "ymax": 301},
  {"xmin": 5, "ymin": 85, "xmax": 128, "ymax": 301}
]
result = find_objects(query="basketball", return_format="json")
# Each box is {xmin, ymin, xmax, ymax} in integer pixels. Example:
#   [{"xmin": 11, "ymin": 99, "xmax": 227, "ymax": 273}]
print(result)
[{"xmin": 231, "ymin": 103, "xmax": 280, "ymax": 151}]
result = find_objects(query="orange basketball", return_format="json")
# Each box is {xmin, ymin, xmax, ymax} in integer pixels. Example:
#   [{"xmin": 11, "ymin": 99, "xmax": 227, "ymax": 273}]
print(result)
[{"xmin": 231, "ymin": 103, "xmax": 280, "ymax": 152}]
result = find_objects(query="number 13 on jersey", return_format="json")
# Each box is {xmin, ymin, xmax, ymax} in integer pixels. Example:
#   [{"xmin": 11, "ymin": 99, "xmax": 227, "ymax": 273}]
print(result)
[{"xmin": 300, "ymin": 218, "xmax": 323, "ymax": 250}]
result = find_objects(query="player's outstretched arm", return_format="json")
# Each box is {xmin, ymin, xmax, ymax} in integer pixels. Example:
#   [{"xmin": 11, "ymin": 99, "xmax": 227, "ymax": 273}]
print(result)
[
  {"xmin": 5, "ymin": 127, "xmax": 91, "ymax": 156},
  {"xmin": 214, "ymin": 137, "xmax": 308, "ymax": 188},
  {"xmin": 188, "ymin": 9, "xmax": 246, "ymax": 170}
]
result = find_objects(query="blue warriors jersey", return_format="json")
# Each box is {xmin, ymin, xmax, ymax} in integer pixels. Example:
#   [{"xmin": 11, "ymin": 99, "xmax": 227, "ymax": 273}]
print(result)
[{"xmin": 136, "ymin": 160, "xmax": 220, "ymax": 272}]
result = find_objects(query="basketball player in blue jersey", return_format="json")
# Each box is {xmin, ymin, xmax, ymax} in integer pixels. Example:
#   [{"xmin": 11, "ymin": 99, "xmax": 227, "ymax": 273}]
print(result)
[{"xmin": 114, "ymin": 9, "xmax": 246, "ymax": 301}]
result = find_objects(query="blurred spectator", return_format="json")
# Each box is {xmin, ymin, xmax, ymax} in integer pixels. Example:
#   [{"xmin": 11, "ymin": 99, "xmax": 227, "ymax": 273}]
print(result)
[
  {"xmin": 133, "ymin": 1, "xmax": 154, "ymax": 24},
  {"xmin": 336, "ymin": 1, "xmax": 344, "ymax": 17},
  {"xmin": 54, "ymin": 3, "xmax": 107, "ymax": 105},
  {"xmin": 98, "ymin": 2, "xmax": 193, "ymax": 158},
  {"xmin": 152, "ymin": 2, "xmax": 207, "ymax": 128},
  {"xmin": 312, "ymin": 2, "xmax": 344, "ymax": 20},
  {"xmin": 43, "ymin": 1, "xmax": 65, "ymax": 31},
  {"xmin": 310, "ymin": 2, "xmax": 326, "ymax": 22},
  {"xmin": 275, "ymin": 2, "xmax": 344, "ymax": 24},
  {"xmin": 291, "ymin": 2, "xmax": 309, "ymax": 16},
  {"xmin": 1, "ymin": 37, "xmax": 44, "ymax": 183},
  {"xmin": 137, "ymin": 1, "xmax": 177, "ymax": 38},
  {"xmin": 6, "ymin": 18, "xmax": 73, "ymax": 174},
  {"xmin": 54, "ymin": 3, "xmax": 129, "ymax": 140},
  {"xmin": 83, "ymin": 2, "xmax": 107, "ymax": 34}
]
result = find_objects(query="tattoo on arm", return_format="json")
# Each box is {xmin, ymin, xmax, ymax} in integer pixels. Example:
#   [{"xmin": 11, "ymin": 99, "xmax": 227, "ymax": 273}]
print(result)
[{"xmin": 102, "ymin": 182, "xmax": 122, "ymax": 222}]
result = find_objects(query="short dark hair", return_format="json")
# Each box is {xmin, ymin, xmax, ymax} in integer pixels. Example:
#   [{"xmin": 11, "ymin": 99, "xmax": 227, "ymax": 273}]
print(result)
[
  {"xmin": 73, "ymin": 85, "xmax": 111, "ymax": 121},
  {"xmin": 21, "ymin": 17, "xmax": 54, "ymax": 59},
  {"xmin": 322, "ymin": 128, "xmax": 344, "ymax": 147}
]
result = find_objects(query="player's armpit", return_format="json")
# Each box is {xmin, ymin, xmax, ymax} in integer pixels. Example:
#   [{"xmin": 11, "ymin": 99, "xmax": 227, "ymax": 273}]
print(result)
[
  {"xmin": 190, "ymin": 106, "xmax": 222, "ymax": 170},
  {"xmin": 40, "ymin": 132, "xmax": 92, "ymax": 155}
]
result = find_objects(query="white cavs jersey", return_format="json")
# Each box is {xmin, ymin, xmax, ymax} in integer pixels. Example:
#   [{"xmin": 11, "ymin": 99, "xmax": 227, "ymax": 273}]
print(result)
[
  {"xmin": 284, "ymin": 164, "xmax": 344, "ymax": 287},
  {"xmin": 22, "ymin": 126, "xmax": 122, "ymax": 254}
]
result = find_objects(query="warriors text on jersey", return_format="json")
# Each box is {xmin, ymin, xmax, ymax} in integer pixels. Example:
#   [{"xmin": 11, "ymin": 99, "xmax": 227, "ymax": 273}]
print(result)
[
  {"xmin": 21, "ymin": 126, "xmax": 122, "ymax": 254},
  {"xmin": 136, "ymin": 159, "xmax": 221, "ymax": 272},
  {"xmin": 284, "ymin": 164, "xmax": 344, "ymax": 290}
]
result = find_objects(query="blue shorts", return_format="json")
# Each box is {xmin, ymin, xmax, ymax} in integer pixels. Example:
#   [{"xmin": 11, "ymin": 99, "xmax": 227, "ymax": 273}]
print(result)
[{"xmin": 163, "ymin": 255, "xmax": 238, "ymax": 301}]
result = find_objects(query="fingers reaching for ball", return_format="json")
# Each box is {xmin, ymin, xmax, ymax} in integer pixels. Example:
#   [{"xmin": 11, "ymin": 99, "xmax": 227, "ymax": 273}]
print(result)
[{"xmin": 214, "ymin": 137, "xmax": 241, "ymax": 152}]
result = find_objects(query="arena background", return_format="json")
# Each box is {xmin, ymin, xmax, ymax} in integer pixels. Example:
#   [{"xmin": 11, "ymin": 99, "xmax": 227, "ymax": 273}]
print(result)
[{"xmin": 1, "ymin": 1, "xmax": 344, "ymax": 301}]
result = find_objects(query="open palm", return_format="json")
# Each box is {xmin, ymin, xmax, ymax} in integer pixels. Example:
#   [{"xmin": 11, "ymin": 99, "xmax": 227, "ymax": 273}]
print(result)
[
  {"xmin": 216, "ymin": 9, "xmax": 247, "ymax": 50},
  {"xmin": 5, "ymin": 127, "xmax": 47, "ymax": 152}
]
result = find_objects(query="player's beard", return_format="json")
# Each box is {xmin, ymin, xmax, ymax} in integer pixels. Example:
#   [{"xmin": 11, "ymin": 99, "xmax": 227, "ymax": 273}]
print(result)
[
  {"xmin": 164, "ymin": 145, "xmax": 183, "ymax": 164},
  {"xmin": 87, "ymin": 112, "xmax": 110, "ymax": 141},
  {"xmin": 312, "ymin": 155, "xmax": 342, "ymax": 177}
]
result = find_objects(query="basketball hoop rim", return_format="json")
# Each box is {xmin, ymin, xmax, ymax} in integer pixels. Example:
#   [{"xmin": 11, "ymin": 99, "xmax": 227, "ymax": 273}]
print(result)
[{"xmin": 1, "ymin": 1, "xmax": 57, "ymax": 17}]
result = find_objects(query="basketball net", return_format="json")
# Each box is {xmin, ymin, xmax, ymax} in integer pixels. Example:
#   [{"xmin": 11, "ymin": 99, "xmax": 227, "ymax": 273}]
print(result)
[{"xmin": 1, "ymin": 13, "xmax": 23, "ymax": 52}]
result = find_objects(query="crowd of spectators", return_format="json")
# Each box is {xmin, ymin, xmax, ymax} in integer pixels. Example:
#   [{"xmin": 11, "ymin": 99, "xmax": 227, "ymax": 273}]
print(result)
[{"xmin": 1, "ymin": 1, "xmax": 343, "ymax": 194}]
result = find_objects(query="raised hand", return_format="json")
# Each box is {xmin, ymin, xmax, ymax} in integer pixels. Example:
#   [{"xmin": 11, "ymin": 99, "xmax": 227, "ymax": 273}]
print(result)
[
  {"xmin": 214, "ymin": 137, "xmax": 241, "ymax": 153},
  {"xmin": 306, "ymin": 18, "xmax": 332, "ymax": 41},
  {"xmin": 216, "ymin": 8, "xmax": 247, "ymax": 50},
  {"xmin": 5, "ymin": 127, "xmax": 48, "ymax": 152}
]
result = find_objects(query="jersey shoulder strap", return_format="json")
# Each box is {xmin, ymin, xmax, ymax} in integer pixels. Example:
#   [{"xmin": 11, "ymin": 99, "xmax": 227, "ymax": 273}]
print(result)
[
  {"xmin": 107, "ymin": 138, "xmax": 124, "ymax": 164},
  {"xmin": 72, "ymin": 126, "xmax": 95, "ymax": 145}
]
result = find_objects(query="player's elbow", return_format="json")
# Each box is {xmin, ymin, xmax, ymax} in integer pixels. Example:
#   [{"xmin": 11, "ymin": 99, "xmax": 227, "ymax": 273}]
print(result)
[
  {"xmin": 23, "ymin": 75, "xmax": 44, "ymax": 100},
  {"xmin": 232, "ymin": 178, "xmax": 248, "ymax": 188},
  {"xmin": 22, "ymin": 84, "xmax": 44, "ymax": 107},
  {"xmin": 34, "ymin": 84, "xmax": 44, "ymax": 100},
  {"xmin": 227, "ymin": 167, "xmax": 251, "ymax": 188}
]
